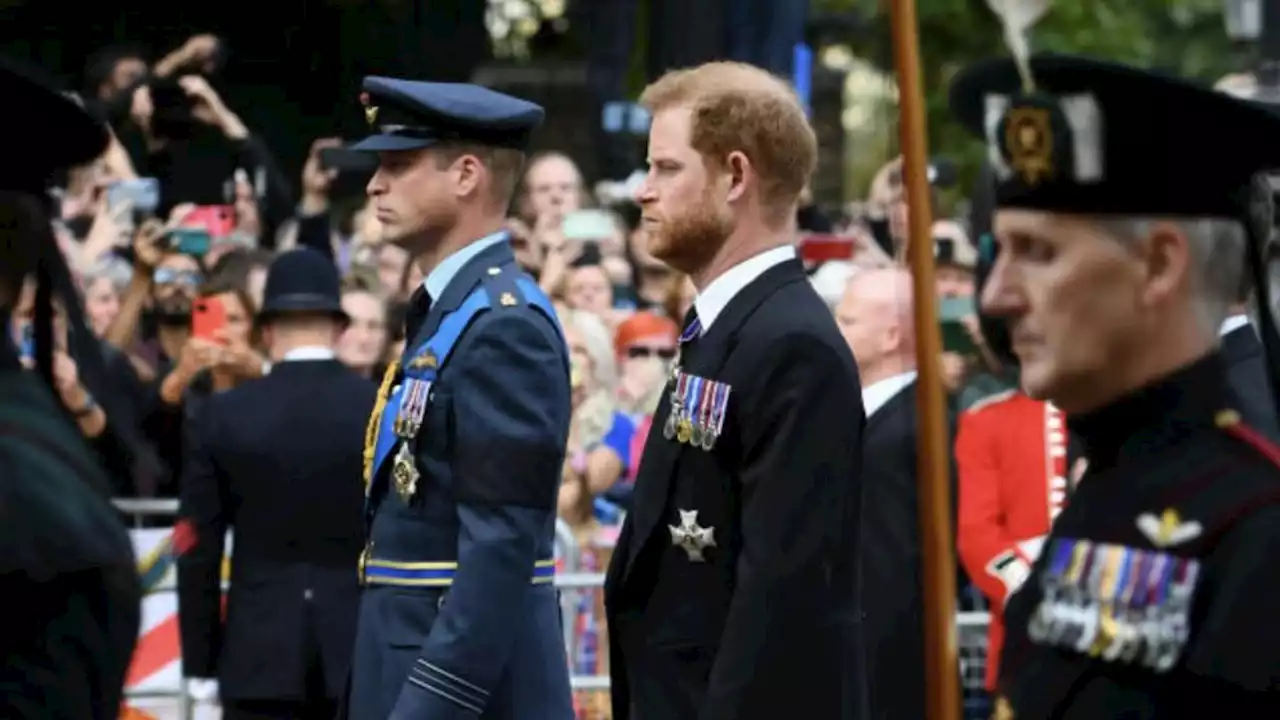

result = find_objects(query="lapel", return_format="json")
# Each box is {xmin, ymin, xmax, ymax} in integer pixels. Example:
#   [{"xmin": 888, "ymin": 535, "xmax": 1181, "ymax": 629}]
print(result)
[
  {"xmin": 864, "ymin": 379, "xmax": 916, "ymax": 435},
  {"xmin": 404, "ymin": 241, "xmax": 516, "ymax": 356},
  {"xmin": 621, "ymin": 258, "xmax": 807, "ymax": 583},
  {"xmin": 1221, "ymin": 325, "xmax": 1261, "ymax": 366}
]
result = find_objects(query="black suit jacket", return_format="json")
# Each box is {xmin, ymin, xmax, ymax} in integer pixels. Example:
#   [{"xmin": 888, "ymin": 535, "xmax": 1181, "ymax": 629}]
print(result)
[
  {"xmin": 1222, "ymin": 324, "xmax": 1280, "ymax": 440},
  {"xmin": 860, "ymin": 380, "xmax": 927, "ymax": 720},
  {"xmin": 177, "ymin": 358, "xmax": 375, "ymax": 701},
  {"xmin": 604, "ymin": 258, "xmax": 869, "ymax": 720}
]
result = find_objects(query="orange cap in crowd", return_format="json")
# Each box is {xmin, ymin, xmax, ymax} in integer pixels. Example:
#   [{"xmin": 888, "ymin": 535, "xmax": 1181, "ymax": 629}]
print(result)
[{"xmin": 614, "ymin": 311, "xmax": 678, "ymax": 356}]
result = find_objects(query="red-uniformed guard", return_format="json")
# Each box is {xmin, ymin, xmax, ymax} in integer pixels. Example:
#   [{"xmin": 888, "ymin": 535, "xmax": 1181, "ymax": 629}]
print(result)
[{"xmin": 956, "ymin": 389, "xmax": 1068, "ymax": 689}]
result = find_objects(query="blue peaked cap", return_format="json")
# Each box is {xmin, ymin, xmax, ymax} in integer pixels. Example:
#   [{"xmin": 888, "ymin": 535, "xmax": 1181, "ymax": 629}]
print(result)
[{"xmin": 351, "ymin": 76, "xmax": 545, "ymax": 152}]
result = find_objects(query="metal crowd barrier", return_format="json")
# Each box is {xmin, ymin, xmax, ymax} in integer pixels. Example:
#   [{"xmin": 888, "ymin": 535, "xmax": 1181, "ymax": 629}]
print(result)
[{"xmin": 111, "ymin": 499, "xmax": 992, "ymax": 718}]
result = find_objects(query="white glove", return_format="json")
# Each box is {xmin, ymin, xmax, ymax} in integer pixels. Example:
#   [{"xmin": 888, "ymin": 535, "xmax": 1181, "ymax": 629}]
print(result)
[
  {"xmin": 186, "ymin": 678, "xmax": 220, "ymax": 703},
  {"xmin": 1016, "ymin": 535, "xmax": 1047, "ymax": 563}
]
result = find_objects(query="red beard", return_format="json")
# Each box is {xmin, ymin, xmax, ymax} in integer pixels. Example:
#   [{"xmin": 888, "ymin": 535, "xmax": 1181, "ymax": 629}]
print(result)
[{"xmin": 644, "ymin": 189, "xmax": 733, "ymax": 276}]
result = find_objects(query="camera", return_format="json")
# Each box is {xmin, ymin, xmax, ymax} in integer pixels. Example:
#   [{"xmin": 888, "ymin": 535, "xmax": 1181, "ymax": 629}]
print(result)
[{"xmin": 148, "ymin": 77, "xmax": 197, "ymax": 139}]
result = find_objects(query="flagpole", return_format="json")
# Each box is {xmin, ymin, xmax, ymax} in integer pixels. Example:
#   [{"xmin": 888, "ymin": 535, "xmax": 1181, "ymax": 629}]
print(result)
[{"xmin": 886, "ymin": 1, "xmax": 962, "ymax": 718}]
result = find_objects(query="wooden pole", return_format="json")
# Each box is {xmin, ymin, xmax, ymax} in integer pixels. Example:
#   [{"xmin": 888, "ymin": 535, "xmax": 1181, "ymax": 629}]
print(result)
[{"xmin": 886, "ymin": 1, "xmax": 962, "ymax": 719}]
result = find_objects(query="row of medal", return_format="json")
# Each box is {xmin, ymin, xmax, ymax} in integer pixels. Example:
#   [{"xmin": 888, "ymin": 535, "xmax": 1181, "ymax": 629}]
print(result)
[
  {"xmin": 390, "ymin": 377, "xmax": 432, "ymax": 502},
  {"xmin": 1027, "ymin": 537, "xmax": 1200, "ymax": 673},
  {"xmin": 662, "ymin": 370, "xmax": 731, "ymax": 450}
]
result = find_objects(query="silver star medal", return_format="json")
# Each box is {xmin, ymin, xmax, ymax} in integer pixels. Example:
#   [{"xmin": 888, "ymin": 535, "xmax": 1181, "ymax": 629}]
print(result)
[{"xmin": 669, "ymin": 509, "xmax": 716, "ymax": 562}]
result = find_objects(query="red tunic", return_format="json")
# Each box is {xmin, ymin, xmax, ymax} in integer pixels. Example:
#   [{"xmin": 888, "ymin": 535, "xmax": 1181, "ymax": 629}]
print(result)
[{"xmin": 955, "ymin": 390, "xmax": 1067, "ymax": 689}]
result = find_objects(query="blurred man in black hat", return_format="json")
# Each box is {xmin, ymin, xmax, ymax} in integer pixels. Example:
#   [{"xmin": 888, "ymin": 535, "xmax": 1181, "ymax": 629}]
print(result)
[
  {"xmin": 176, "ymin": 248, "xmax": 374, "ymax": 720},
  {"xmin": 0, "ymin": 58, "xmax": 141, "ymax": 719},
  {"xmin": 952, "ymin": 53, "xmax": 1280, "ymax": 717}
]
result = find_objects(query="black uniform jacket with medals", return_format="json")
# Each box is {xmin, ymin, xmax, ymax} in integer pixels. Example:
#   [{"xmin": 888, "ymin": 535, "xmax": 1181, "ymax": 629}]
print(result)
[
  {"xmin": 604, "ymin": 256, "xmax": 869, "ymax": 720},
  {"xmin": 0, "ymin": 361, "xmax": 141, "ymax": 720},
  {"xmin": 998, "ymin": 353, "xmax": 1280, "ymax": 719}
]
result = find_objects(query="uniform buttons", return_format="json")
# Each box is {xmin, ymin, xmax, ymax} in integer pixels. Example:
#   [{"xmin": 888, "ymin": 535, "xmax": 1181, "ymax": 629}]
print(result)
[
  {"xmin": 304, "ymin": 588, "xmax": 314, "ymax": 601},
  {"xmin": 438, "ymin": 592, "xmax": 448, "ymax": 610}
]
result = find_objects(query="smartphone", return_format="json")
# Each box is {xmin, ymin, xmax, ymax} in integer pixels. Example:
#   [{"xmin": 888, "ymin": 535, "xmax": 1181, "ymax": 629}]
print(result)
[
  {"xmin": 183, "ymin": 205, "xmax": 236, "ymax": 238},
  {"xmin": 191, "ymin": 296, "xmax": 227, "ymax": 342},
  {"xmin": 168, "ymin": 227, "xmax": 212, "ymax": 257},
  {"xmin": 939, "ymin": 296, "xmax": 978, "ymax": 355},
  {"xmin": 319, "ymin": 147, "xmax": 378, "ymax": 174},
  {"xmin": 798, "ymin": 234, "xmax": 856, "ymax": 264},
  {"xmin": 107, "ymin": 178, "xmax": 161, "ymax": 216},
  {"xmin": 562, "ymin": 210, "xmax": 616, "ymax": 241}
]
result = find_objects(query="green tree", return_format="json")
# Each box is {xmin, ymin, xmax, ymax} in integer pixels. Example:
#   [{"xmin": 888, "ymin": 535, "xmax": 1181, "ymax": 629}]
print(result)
[{"xmin": 818, "ymin": 0, "xmax": 1242, "ymax": 195}]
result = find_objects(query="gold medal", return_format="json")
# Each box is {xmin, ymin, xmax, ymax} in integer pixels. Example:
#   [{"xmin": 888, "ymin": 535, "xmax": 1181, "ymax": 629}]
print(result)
[
  {"xmin": 676, "ymin": 418, "xmax": 693, "ymax": 444},
  {"xmin": 663, "ymin": 411, "xmax": 677, "ymax": 440},
  {"xmin": 392, "ymin": 443, "xmax": 419, "ymax": 502}
]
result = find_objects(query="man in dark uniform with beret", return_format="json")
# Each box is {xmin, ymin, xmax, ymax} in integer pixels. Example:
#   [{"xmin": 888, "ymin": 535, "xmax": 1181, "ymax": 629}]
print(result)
[
  {"xmin": 177, "ymin": 248, "xmax": 373, "ymax": 719},
  {"xmin": 951, "ymin": 53, "xmax": 1280, "ymax": 717},
  {"xmin": 0, "ymin": 57, "xmax": 141, "ymax": 718},
  {"xmin": 345, "ymin": 78, "xmax": 573, "ymax": 720}
]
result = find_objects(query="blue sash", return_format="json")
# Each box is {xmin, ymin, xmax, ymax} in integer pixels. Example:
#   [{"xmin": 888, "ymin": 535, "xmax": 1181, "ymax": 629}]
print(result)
[
  {"xmin": 368, "ymin": 274, "xmax": 560, "ymax": 483},
  {"xmin": 370, "ymin": 287, "xmax": 491, "ymax": 480}
]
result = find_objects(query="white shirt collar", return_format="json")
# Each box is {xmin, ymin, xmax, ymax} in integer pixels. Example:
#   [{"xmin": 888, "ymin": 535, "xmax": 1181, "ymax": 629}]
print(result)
[
  {"xmin": 282, "ymin": 346, "xmax": 336, "ymax": 362},
  {"xmin": 422, "ymin": 231, "xmax": 507, "ymax": 301},
  {"xmin": 862, "ymin": 371, "xmax": 918, "ymax": 418},
  {"xmin": 693, "ymin": 245, "xmax": 796, "ymax": 333},
  {"xmin": 1220, "ymin": 314, "xmax": 1251, "ymax": 338}
]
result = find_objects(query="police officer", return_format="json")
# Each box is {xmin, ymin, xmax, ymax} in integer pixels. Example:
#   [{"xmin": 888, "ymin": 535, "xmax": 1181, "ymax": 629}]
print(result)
[
  {"xmin": 951, "ymin": 54, "xmax": 1280, "ymax": 716},
  {"xmin": 0, "ymin": 57, "xmax": 141, "ymax": 718},
  {"xmin": 604, "ymin": 62, "xmax": 867, "ymax": 720},
  {"xmin": 345, "ymin": 78, "xmax": 573, "ymax": 720},
  {"xmin": 177, "ymin": 249, "xmax": 373, "ymax": 719}
]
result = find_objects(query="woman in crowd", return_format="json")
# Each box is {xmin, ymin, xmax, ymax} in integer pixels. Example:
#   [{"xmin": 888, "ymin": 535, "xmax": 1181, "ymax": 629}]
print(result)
[
  {"xmin": 612, "ymin": 311, "xmax": 679, "ymax": 489},
  {"xmin": 337, "ymin": 278, "xmax": 390, "ymax": 381},
  {"xmin": 81, "ymin": 256, "xmax": 132, "ymax": 338},
  {"xmin": 565, "ymin": 258, "xmax": 615, "ymax": 320},
  {"xmin": 613, "ymin": 311, "xmax": 677, "ymax": 420},
  {"xmin": 559, "ymin": 309, "xmax": 634, "ymax": 502}
]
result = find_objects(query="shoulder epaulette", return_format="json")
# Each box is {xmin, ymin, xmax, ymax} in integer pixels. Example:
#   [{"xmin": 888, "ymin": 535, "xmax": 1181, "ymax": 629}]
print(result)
[
  {"xmin": 964, "ymin": 388, "xmax": 1017, "ymax": 415},
  {"xmin": 1215, "ymin": 408, "xmax": 1280, "ymax": 469}
]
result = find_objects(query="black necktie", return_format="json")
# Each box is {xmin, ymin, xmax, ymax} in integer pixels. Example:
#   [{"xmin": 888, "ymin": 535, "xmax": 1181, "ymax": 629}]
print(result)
[{"xmin": 404, "ymin": 287, "xmax": 432, "ymax": 342}]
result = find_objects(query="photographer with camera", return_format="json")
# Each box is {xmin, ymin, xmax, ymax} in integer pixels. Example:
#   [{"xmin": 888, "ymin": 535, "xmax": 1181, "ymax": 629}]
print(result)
[{"xmin": 121, "ymin": 59, "xmax": 291, "ymax": 246}]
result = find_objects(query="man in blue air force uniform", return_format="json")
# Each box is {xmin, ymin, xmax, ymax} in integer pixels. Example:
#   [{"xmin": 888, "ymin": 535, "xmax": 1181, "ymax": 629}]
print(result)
[{"xmin": 345, "ymin": 77, "xmax": 574, "ymax": 720}]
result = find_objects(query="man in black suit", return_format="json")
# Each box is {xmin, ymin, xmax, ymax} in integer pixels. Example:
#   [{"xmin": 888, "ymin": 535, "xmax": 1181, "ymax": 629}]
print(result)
[
  {"xmin": 177, "ymin": 248, "xmax": 375, "ymax": 720},
  {"xmin": 604, "ymin": 62, "xmax": 867, "ymax": 720},
  {"xmin": 835, "ymin": 267, "xmax": 927, "ymax": 720},
  {"xmin": 1220, "ymin": 298, "xmax": 1279, "ymax": 439}
]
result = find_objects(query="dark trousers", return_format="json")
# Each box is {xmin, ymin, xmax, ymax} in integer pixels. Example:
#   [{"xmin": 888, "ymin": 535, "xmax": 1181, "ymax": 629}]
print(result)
[{"xmin": 224, "ymin": 597, "xmax": 336, "ymax": 720}]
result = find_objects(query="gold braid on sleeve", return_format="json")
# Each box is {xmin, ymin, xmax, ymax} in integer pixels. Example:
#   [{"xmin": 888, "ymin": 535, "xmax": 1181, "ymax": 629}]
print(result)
[{"xmin": 364, "ymin": 361, "xmax": 400, "ymax": 488}]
